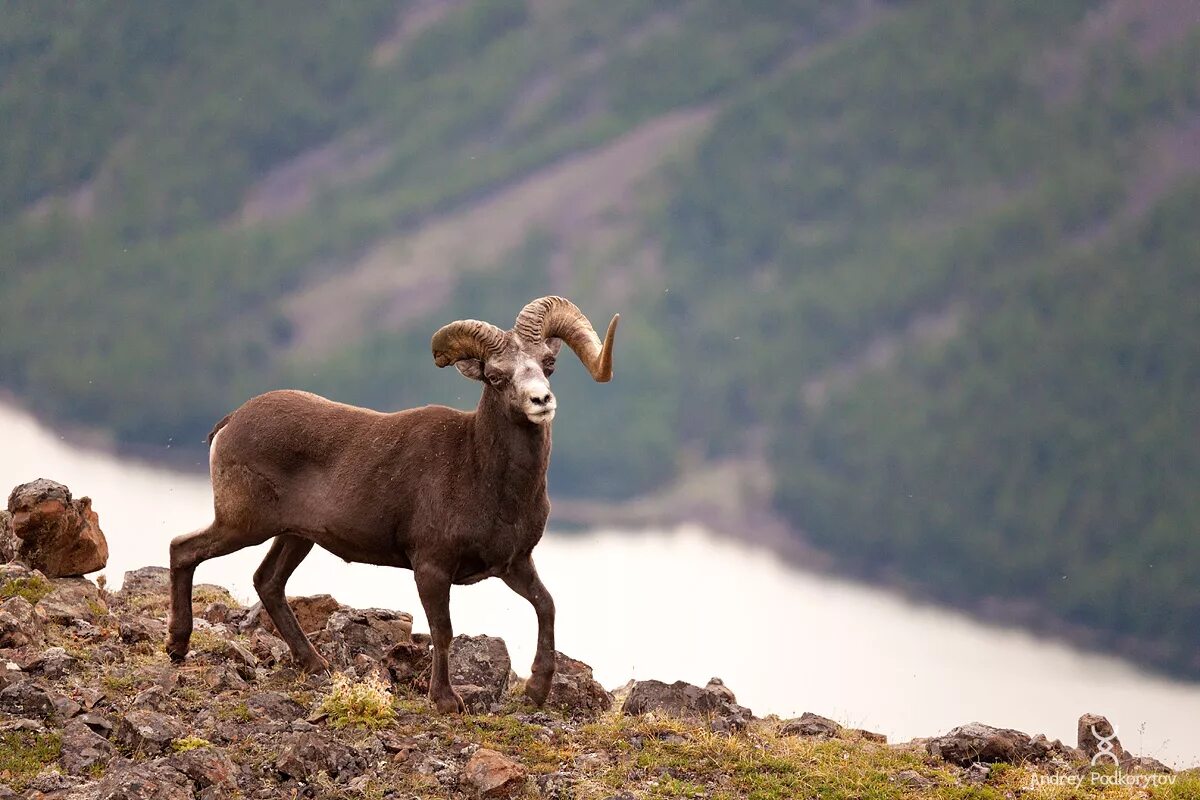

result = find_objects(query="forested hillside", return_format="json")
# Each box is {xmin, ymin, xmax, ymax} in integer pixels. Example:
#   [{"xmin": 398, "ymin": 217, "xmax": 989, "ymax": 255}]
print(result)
[{"xmin": 2, "ymin": 1, "xmax": 1198, "ymax": 675}]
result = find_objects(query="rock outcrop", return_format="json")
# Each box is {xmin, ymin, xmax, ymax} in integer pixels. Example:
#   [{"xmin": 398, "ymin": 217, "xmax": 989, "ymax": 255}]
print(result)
[
  {"xmin": 7, "ymin": 479, "xmax": 108, "ymax": 577},
  {"xmin": 546, "ymin": 651, "xmax": 614, "ymax": 715},
  {"xmin": 0, "ymin": 475, "xmax": 1184, "ymax": 798},
  {"xmin": 621, "ymin": 678, "xmax": 753, "ymax": 733},
  {"xmin": 927, "ymin": 722, "xmax": 1077, "ymax": 766},
  {"xmin": 0, "ymin": 510, "xmax": 16, "ymax": 562}
]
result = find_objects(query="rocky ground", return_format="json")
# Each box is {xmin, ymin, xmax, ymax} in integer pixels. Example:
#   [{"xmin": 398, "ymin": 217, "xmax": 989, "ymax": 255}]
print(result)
[{"xmin": 0, "ymin": 480, "xmax": 1196, "ymax": 799}]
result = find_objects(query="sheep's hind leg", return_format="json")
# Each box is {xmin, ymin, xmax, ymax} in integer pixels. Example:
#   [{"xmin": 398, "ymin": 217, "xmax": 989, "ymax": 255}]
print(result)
[
  {"xmin": 253, "ymin": 534, "xmax": 326, "ymax": 673},
  {"xmin": 168, "ymin": 522, "xmax": 262, "ymax": 661},
  {"xmin": 414, "ymin": 565, "xmax": 465, "ymax": 714},
  {"xmin": 502, "ymin": 556, "xmax": 556, "ymax": 706}
]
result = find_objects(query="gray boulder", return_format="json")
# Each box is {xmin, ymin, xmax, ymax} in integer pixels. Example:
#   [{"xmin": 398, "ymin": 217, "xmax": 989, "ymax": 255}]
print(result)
[
  {"xmin": 449, "ymin": 634, "xmax": 511, "ymax": 711},
  {"xmin": 118, "ymin": 566, "xmax": 171, "ymax": 598},
  {"xmin": 1077, "ymin": 712, "xmax": 1125, "ymax": 763},
  {"xmin": 39, "ymin": 577, "xmax": 107, "ymax": 624},
  {"xmin": 319, "ymin": 607, "xmax": 413, "ymax": 663},
  {"xmin": 781, "ymin": 711, "xmax": 842, "ymax": 739},
  {"xmin": 274, "ymin": 731, "xmax": 364, "ymax": 782},
  {"xmin": 927, "ymin": 722, "xmax": 1066, "ymax": 765},
  {"xmin": 621, "ymin": 678, "xmax": 753, "ymax": 733},
  {"xmin": 166, "ymin": 746, "xmax": 240, "ymax": 792},
  {"xmin": 0, "ymin": 510, "xmax": 15, "ymax": 562},
  {"xmin": 545, "ymin": 652, "xmax": 613, "ymax": 715},
  {"xmin": 115, "ymin": 709, "xmax": 188, "ymax": 755},
  {"xmin": 62, "ymin": 758, "xmax": 194, "ymax": 800},
  {"xmin": 59, "ymin": 719, "xmax": 115, "ymax": 776},
  {"xmin": 0, "ymin": 595, "xmax": 45, "ymax": 649}
]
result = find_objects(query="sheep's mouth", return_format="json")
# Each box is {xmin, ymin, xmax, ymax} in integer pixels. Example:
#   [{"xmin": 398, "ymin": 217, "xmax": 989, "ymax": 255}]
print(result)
[{"xmin": 526, "ymin": 407, "xmax": 556, "ymax": 424}]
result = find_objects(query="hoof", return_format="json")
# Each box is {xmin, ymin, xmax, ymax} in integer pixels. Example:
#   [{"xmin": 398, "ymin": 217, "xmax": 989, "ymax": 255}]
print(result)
[
  {"xmin": 296, "ymin": 654, "xmax": 331, "ymax": 675},
  {"xmin": 525, "ymin": 673, "xmax": 551, "ymax": 707},
  {"xmin": 166, "ymin": 637, "xmax": 190, "ymax": 663},
  {"xmin": 432, "ymin": 689, "xmax": 466, "ymax": 715}
]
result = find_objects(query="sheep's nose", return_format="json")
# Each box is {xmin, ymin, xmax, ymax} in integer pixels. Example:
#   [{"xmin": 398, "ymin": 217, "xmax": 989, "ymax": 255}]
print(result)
[{"xmin": 530, "ymin": 392, "xmax": 554, "ymax": 407}]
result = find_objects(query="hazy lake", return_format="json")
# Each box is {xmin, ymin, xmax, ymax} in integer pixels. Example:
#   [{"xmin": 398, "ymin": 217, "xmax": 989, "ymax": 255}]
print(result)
[{"xmin": 2, "ymin": 401, "xmax": 1197, "ymax": 767}]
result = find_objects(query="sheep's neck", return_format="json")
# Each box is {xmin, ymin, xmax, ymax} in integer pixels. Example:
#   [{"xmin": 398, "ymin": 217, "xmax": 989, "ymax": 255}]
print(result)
[{"xmin": 474, "ymin": 387, "xmax": 551, "ymax": 509}]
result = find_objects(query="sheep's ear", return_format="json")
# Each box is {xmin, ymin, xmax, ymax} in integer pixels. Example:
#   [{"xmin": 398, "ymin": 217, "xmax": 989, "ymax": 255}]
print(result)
[
  {"xmin": 546, "ymin": 338, "xmax": 564, "ymax": 357},
  {"xmin": 454, "ymin": 359, "xmax": 485, "ymax": 381}
]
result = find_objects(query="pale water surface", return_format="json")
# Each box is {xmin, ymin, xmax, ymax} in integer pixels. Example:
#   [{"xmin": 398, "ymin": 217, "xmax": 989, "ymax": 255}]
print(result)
[{"xmin": 2, "ymin": 402, "xmax": 1197, "ymax": 767}]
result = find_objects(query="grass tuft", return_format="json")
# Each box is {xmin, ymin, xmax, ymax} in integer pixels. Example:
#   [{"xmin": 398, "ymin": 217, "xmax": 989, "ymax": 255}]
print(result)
[
  {"xmin": 171, "ymin": 735, "xmax": 213, "ymax": 753},
  {"xmin": 0, "ymin": 574, "xmax": 53, "ymax": 605},
  {"xmin": 318, "ymin": 672, "xmax": 397, "ymax": 730},
  {"xmin": 0, "ymin": 731, "xmax": 63, "ymax": 791}
]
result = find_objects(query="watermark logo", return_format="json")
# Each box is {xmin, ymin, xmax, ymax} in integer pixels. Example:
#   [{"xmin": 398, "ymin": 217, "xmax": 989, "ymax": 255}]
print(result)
[
  {"xmin": 1090, "ymin": 723, "xmax": 1121, "ymax": 767},
  {"xmin": 1024, "ymin": 723, "xmax": 1177, "ymax": 790}
]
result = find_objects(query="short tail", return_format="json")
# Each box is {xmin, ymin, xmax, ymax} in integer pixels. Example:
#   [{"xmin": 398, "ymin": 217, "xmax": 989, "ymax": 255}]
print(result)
[{"xmin": 206, "ymin": 413, "xmax": 233, "ymax": 445}]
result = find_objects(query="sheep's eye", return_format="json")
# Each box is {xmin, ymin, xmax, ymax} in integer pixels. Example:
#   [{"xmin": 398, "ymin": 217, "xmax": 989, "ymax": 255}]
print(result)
[
  {"xmin": 542, "ymin": 359, "xmax": 556, "ymax": 376},
  {"xmin": 486, "ymin": 372, "xmax": 508, "ymax": 387}
]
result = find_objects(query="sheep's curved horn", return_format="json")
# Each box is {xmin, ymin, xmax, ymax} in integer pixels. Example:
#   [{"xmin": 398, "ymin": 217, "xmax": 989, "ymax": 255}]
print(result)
[
  {"xmin": 514, "ymin": 296, "xmax": 619, "ymax": 382},
  {"xmin": 431, "ymin": 319, "xmax": 509, "ymax": 367}
]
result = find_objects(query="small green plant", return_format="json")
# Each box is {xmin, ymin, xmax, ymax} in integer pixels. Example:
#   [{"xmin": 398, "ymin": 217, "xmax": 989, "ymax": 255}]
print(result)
[
  {"xmin": 187, "ymin": 629, "xmax": 228, "ymax": 654},
  {"xmin": 0, "ymin": 574, "xmax": 53, "ymax": 605},
  {"xmin": 0, "ymin": 731, "xmax": 62, "ymax": 790},
  {"xmin": 171, "ymin": 736, "xmax": 212, "ymax": 753},
  {"xmin": 100, "ymin": 671, "xmax": 136, "ymax": 696},
  {"xmin": 217, "ymin": 701, "xmax": 255, "ymax": 723},
  {"xmin": 318, "ymin": 672, "xmax": 397, "ymax": 730}
]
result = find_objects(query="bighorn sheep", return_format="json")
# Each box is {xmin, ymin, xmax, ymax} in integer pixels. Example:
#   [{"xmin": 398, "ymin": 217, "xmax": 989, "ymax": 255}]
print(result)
[{"xmin": 167, "ymin": 296, "xmax": 618, "ymax": 712}]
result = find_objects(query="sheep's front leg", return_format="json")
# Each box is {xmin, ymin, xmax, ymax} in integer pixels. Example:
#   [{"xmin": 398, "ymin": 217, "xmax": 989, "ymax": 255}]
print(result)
[
  {"xmin": 502, "ymin": 556, "xmax": 556, "ymax": 706},
  {"xmin": 414, "ymin": 565, "xmax": 465, "ymax": 714}
]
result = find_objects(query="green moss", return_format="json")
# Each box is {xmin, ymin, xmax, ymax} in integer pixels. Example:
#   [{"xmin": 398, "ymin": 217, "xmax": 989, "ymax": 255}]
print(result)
[
  {"xmin": 218, "ymin": 702, "xmax": 256, "ymax": 724},
  {"xmin": 171, "ymin": 736, "xmax": 213, "ymax": 753},
  {"xmin": 0, "ymin": 731, "xmax": 63, "ymax": 790},
  {"xmin": 0, "ymin": 574, "xmax": 53, "ymax": 605}
]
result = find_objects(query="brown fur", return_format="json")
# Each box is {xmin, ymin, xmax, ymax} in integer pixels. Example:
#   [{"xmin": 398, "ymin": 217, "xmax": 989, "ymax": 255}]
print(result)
[{"xmin": 167, "ymin": 299, "xmax": 616, "ymax": 713}]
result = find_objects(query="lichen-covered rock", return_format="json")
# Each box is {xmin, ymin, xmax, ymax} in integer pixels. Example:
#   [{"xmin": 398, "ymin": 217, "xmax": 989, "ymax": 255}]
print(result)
[
  {"xmin": 0, "ymin": 595, "xmax": 45, "ymax": 649},
  {"xmin": 927, "ymin": 722, "xmax": 1050, "ymax": 766},
  {"xmin": 115, "ymin": 709, "xmax": 188, "ymax": 755},
  {"xmin": 8, "ymin": 479, "xmax": 108, "ymax": 577},
  {"xmin": 274, "ymin": 731, "xmax": 364, "ymax": 782},
  {"xmin": 166, "ymin": 746, "xmax": 240, "ymax": 792},
  {"xmin": 63, "ymin": 758, "xmax": 194, "ymax": 800},
  {"xmin": 622, "ymin": 679, "xmax": 753, "ymax": 733},
  {"xmin": 1077, "ymin": 713, "xmax": 1125, "ymax": 763},
  {"xmin": 26, "ymin": 646, "xmax": 76, "ymax": 679},
  {"xmin": 319, "ymin": 607, "xmax": 413, "ymax": 663},
  {"xmin": 0, "ymin": 510, "xmax": 16, "ymax": 562},
  {"xmin": 463, "ymin": 748, "xmax": 527, "ymax": 798},
  {"xmin": 0, "ymin": 680, "xmax": 56, "ymax": 718},
  {"xmin": 545, "ymin": 652, "xmax": 613, "ymax": 715},
  {"xmin": 59, "ymin": 719, "xmax": 115, "ymax": 776},
  {"xmin": 39, "ymin": 577, "xmax": 107, "ymax": 623},
  {"xmin": 242, "ymin": 593, "xmax": 344, "ymax": 636},
  {"xmin": 221, "ymin": 639, "xmax": 257, "ymax": 680},
  {"xmin": 118, "ymin": 566, "xmax": 171, "ymax": 598},
  {"xmin": 248, "ymin": 628, "xmax": 289, "ymax": 666},
  {"xmin": 781, "ymin": 712, "xmax": 842, "ymax": 739},
  {"xmin": 449, "ymin": 635, "xmax": 511, "ymax": 711},
  {"xmin": 244, "ymin": 690, "xmax": 305, "ymax": 722},
  {"xmin": 119, "ymin": 615, "xmax": 167, "ymax": 645}
]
